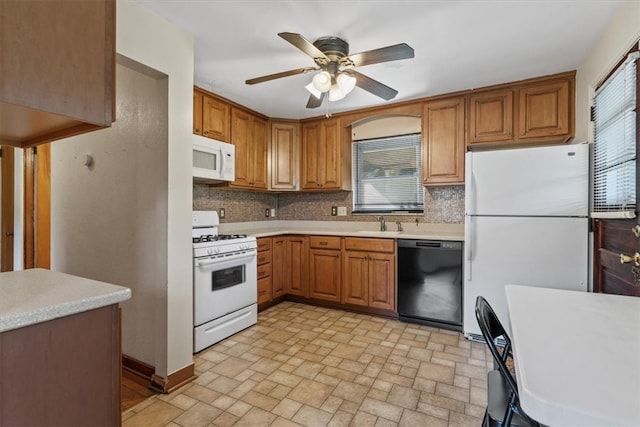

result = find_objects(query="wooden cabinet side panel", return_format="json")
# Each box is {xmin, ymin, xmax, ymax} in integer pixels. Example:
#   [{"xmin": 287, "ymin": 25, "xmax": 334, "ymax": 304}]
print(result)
[
  {"xmin": 309, "ymin": 249, "xmax": 341, "ymax": 302},
  {"xmin": 202, "ymin": 96, "xmax": 231, "ymax": 142},
  {"xmin": 193, "ymin": 92, "xmax": 203, "ymax": 135},
  {"xmin": 468, "ymin": 90, "xmax": 514, "ymax": 144},
  {"xmin": 368, "ymin": 253, "xmax": 396, "ymax": 310},
  {"xmin": 0, "ymin": 0, "xmax": 115, "ymax": 126},
  {"xmin": 422, "ymin": 97, "xmax": 465, "ymax": 185},
  {"xmin": 518, "ymin": 81, "xmax": 570, "ymax": 139},
  {"xmin": 342, "ymin": 252, "xmax": 368, "ymax": 306},
  {"xmin": 0, "ymin": 305, "xmax": 120, "ymax": 426}
]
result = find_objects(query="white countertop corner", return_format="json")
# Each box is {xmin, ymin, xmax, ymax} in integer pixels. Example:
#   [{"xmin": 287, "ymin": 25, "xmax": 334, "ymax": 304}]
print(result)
[{"xmin": 0, "ymin": 268, "xmax": 132, "ymax": 333}]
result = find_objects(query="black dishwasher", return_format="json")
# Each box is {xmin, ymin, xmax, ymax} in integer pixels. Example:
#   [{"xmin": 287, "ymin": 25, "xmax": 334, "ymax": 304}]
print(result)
[{"xmin": 397, "ymin": 239, "xmax": 463, "ymax": 331}]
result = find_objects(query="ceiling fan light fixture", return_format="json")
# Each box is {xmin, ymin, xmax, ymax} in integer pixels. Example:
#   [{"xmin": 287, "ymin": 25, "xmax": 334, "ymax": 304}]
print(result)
[
  {"xmin": 328, "ymin": 84, "xmax": 346, "ymax": 102},
  {"xmin": 305, "ymin": 82, "xmax": 322, "ymax": 99},
  {"xmin": 337, "ymin": 72, "xmax": 356, "ymax": 95},
  {"xmin": 312, "ymin": 70, "xmax": 332, "ymax": 92}
]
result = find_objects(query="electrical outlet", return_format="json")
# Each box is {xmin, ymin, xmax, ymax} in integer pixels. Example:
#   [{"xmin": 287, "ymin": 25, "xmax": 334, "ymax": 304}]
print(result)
[
  {"xmin": 337, "ymin": 206, "xmax": 347, "ymax": 216},
  {"xmin": 270, "ymin": 208, "xmax": 276, "ymax": 217},
  {"xmin": 331, "ymin": 206, "xmax": 337, "ymax": 216},
  {"xmin": 265, "ymin": 208, "xmax": 270, "ymax": 218},
  {"xmin": 219, "ymin": 208, "xmax": 225, "ymax": 219}
]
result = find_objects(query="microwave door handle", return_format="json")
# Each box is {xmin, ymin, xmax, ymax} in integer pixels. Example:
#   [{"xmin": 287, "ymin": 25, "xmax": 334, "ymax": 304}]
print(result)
[{"xmin": 220, "ymin": 149, "xmax": 226, "ymax": 173}]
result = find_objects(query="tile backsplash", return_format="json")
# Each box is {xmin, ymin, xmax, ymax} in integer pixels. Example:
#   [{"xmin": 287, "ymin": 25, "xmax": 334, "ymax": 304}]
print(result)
[{"xmin": 193, "ymin": 184, "xmax": 464, "ymax": 224}]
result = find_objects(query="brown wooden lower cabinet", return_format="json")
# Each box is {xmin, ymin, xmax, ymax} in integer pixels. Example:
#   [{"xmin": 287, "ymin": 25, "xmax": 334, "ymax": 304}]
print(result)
[
  {"xmin": 343, "ymin": 237, "xmax": 396, "ymax": 311},
  {"xmin": 259, "ymin": 235, "xmax": 397, "ymax": 316},
  {"xmin": 256, "ymin": 237, "xmax": 272, "ymax": 305},
  {"xmin": 283, "ymin": 236, "xmax": 309, "ymax": 297},
  {"xmin": 0, "ymin": 305, "xmax": 121, "ymax": 426}
]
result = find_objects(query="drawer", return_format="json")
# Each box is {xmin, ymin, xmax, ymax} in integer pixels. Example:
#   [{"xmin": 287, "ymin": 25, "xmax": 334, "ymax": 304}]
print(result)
[
  {"xmin": 257, "ymin": 250, "xmax": 272, "ymax": 266},
  {"xmin": 309, "ymin": 235, "xmax": 341, "ymax": 250},
  {"xmin": 257, "ymin": 238, "xmax": 272, "ymax": 253},
  {"xmin": 258, "ymin": 276, "xmax": 271, "ymax": 304},
  {"xmin": 344, "ymin": 237, "xmax": 395, "ymax": 253},
  {"xmin": 257, "ymin": 262, "xmax": 272, "ymax": 280}
]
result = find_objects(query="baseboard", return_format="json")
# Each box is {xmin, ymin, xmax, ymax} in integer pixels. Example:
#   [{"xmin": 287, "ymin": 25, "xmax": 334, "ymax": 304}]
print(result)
[
  {"xmin": 284, "ymin": 295, "xmax": 398, "ymax": 319},
  {"xmin": 122, "ymin": 354, "xmax": 155, "ymax": 383},
  {"xmin": 123, "ymin": 354, "xmax": 196, "ymax": 394},
  {"xmin": 151, "ymin": 363, "xmax": 196, "ymax": 394}
]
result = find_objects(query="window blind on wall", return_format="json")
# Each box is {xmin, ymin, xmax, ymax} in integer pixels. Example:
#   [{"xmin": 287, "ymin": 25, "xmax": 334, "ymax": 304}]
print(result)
[
  {"xmin": 352, "ymin": 133, "xmax": 423, "ymax": 213},
  {"xmin": 592, "ymin": 51, "xmax": 639, "ymax": 218}
]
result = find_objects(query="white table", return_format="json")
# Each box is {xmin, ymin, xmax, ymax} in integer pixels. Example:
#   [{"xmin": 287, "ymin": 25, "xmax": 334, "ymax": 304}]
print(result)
[{"xmin": 505, "ymin": 285, "xmax": 640, "ymax": 427}]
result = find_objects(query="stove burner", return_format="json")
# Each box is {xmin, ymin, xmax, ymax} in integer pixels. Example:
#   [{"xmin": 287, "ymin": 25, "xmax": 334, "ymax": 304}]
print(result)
[
  {"xmin": 193, "ymin": 234, "xmax": 248, "ymax": 244},
  {"xmin": 217, "ymin": 234, "xmax": 248, "ymax": 240}
]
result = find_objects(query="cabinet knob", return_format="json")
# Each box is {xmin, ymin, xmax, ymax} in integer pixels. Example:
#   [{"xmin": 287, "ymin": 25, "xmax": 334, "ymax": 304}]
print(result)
[
  {"xmin": 204, "ymin": 130, "xmax": 209, "ymax": 135},
  {"xmin": 194, "ymin": 128, "xmax": 200, "ymax": 133}
]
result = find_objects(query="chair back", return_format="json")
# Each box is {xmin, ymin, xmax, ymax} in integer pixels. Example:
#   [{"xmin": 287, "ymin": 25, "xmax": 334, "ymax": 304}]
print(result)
[{"xmin": 475, "ymin": 296, "xmax": 519, "ymax": 396}]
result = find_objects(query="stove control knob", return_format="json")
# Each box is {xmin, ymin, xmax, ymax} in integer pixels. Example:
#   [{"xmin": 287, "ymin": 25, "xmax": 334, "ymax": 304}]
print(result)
[
  {"xmin": 207, "ymin": 248, "xmax": 213, "ymax": 255},
  {"xmin": 215, "ymin": 247, "xmax": 220, "ymax": 254}
]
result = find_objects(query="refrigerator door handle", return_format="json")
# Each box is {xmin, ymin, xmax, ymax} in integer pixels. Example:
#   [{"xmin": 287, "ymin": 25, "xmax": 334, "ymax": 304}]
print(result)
[{"xmin": 465, "ymin": 216, "xmax": 473, "ymax": 281}]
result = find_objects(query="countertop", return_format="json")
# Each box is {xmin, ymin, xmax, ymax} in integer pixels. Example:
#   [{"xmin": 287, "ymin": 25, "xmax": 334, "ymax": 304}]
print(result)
[
  {"xmin": 219, "ymin": 220, "xmax": 464, "ymax": 241},
  {"xmin": 506, "ymin": 285, "xmax": 640, "ymax": 427},
  {"xmin": 0, "ymin": 268, "xmax": 132, "ymax": 333}
]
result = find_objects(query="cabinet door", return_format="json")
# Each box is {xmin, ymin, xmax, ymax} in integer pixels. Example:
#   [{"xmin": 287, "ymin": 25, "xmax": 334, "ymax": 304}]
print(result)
[
  {"xmin": 321, "ymin": 118, "xmax": 341, "ymax": 189},
  {"xmin": 193, "ymin": 92, "xmax": 203, "ymax": 135},
  {"xmin": 202, "ymin": 96, "xmax": 230, "ymax": 142},
  {"xmin": 422, "ymin": 97, "xmax": 465, "ymax": 185},
  {"xmin": 230, "ymin": 108, "xmax": 251, "ymax": 187},
  {"xmin": 285, "ymin": 237, "xmax": 308, "ymax": 297},
  {"xmin": 272, "ymin": 237, "xmax": 285, "ymax": 298},
  {"xmin": 251, "ymin": 117, "xmax": 268, "ymax": 189},
  {"xmin": 368, "ymin": 253, "xmax": 396, "ymax": 310},
  {"xmin": 270, "ymin": 122, "xmax": 299, "ymax": 190},
  {"xmin": 468, "ymin": 89, "xmax": 514, "ymax": 144},
  {"xmin": 301, "ymin": 122, "xmax": 322, "ymax": 189},
  {"xmin": 518, "ymin": 80, "xmax": 570, "ymax": 139},
  {"xmin": 309, "ymin": 249, "xmax": 341, "ymax": 302},
  {"xmin": 342, "ymin": 251, "xmax": 368, "ymax": 306},
  {"xmin": 258, "ymin": 276, "xmax": 272, "ymax": 304}
]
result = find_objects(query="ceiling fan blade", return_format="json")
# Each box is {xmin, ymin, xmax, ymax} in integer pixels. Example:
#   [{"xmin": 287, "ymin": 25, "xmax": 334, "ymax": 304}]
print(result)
[
  {"xmin": 278, "ymin": 32, "xmax": 329, "ymax": 62},
  {"xmin": 246, "ymin": 67, "xmax": 316, "ymax": 85},
  {"xmin": 306, "ymin": 92, "xmax": 325, "ymax": 109},
  {"xmin": 345, "ymin": 43, "xmax": 414, "ymax": 68},
  {"xmin": 351, "ymin": 70, "xmax": 398, "ymax": 101}
]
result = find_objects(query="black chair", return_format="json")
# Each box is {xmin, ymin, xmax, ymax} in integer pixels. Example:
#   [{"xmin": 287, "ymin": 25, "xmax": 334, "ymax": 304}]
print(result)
[{"xmin": 475, "ymin": 296, "xmax": 540, "ymax": 427}]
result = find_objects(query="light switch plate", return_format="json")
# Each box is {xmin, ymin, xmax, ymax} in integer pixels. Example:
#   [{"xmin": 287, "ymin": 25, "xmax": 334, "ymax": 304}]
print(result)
[
  {"xmin": 337, "ymin": 207, "xmax": 347, "ymax": 216},
  {"xmin": 219, "ymin": 208, "xmax": 225, "ymax": 219}
]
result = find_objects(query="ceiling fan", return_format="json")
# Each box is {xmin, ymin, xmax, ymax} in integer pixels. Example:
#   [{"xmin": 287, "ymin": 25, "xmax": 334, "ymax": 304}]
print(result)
[{"xmin": 245, "ymin": 32, "xmax": 414, "ymax": 109}]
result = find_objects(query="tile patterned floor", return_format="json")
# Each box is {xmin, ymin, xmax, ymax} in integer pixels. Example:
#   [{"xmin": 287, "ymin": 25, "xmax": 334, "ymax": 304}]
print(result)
[{"xmin": 122, "ymin": 302, "xmax": 492, "ymax": 427}]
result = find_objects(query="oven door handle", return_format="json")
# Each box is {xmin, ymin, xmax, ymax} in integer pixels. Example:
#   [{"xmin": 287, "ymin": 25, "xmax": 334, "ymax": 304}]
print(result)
[{"xmin": 196, "ymin": 251, "xmax": 256, "ymax": 267}]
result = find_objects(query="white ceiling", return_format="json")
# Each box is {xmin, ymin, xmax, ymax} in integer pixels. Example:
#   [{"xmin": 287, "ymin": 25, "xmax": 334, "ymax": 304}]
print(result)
[{"xmin": 137, "ymin": 0, "xmax": 623, "ymax": 120}]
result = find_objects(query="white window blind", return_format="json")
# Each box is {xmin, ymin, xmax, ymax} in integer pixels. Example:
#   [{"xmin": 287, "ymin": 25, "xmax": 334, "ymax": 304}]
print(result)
[
  {"xmin": 592, "ymin": 51, "xmax": 639, "ymax": 218},
  {"xmin": 352, "ymin": 133, "xmax": 423, "ymax": 213}
]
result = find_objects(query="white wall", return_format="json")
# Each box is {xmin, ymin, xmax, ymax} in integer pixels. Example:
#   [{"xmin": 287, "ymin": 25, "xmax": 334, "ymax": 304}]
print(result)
[
  {"xmin": 51, "ymin": 0, "xmax": 194, "ymax": 379},
  {"xmin": 575, "ymin": 0, "xmax": 640, "ymax": 143}
]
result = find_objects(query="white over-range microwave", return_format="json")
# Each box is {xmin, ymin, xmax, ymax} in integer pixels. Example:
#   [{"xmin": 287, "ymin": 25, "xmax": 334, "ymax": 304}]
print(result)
[{"xmin": 193, "ymin": 134, "xmax": 235, "ymax": 182}]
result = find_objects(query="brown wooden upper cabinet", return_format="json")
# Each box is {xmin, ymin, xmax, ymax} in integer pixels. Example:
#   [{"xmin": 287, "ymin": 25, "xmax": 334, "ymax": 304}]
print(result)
[
  {"xmin": 230, "ymin": 108, "xmax": 267, "ymax": 189},
  {"xmin": 194, "ymin": 90, "xmax": 231, "ymax": 142},
  {"xmin": 422, "ymin": 96, "xmax": 466, "ymax": 186},
  {"xmin": 301, "ymin": 118, "xmax": 351, "ymax": 191},
  {"xmin": 468, "ymin": 89, "xmax": 514, "ymax": 144},
  {"xmin": 270, "ymin": 121, "xmax": 300, "ymax": 191},
  {"xmin": 467, "ymin": 72, "xmax": 574, "ymax": 147},
  {"xmin": 0, "ymin": 0, "xmax": 116, "ymax": 148}
]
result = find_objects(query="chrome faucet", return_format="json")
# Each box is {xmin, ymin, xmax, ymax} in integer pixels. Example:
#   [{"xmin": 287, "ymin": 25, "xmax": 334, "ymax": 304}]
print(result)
[
  {"xmin": 396, "ymin": 221, "xmax": 403, "ymax": 232},
  {"xmin": 377, "ymin": 216, "xmax": 386, "ymax": 231}
]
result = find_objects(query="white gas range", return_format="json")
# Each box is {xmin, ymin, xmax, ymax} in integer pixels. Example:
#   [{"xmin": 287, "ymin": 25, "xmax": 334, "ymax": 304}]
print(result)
[{"xmin": 192, "ymin": 210, "xmax": 257, "ymax": 353}]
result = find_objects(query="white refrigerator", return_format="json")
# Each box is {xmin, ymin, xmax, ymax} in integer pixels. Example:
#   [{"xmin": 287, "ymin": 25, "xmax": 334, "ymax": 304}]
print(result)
[{"xmin": 463, "ymin": 143, "xmax": 589, "ymax": 340}]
